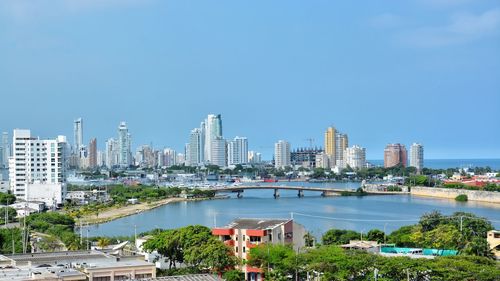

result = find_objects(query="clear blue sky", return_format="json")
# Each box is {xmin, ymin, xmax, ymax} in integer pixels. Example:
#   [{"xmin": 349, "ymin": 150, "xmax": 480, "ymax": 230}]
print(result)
[{"xmin": 1, "ymin": 0, "xmax": 499, "ymax": 160}]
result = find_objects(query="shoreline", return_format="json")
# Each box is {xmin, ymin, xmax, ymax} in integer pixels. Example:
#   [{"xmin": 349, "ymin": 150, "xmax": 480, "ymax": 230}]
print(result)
[
  {"xmin": 76, "ymin": 195, "xmax": 229, "ymax": 225},
  {"xmin": 409, "ymin": 186, "xmax": 500, "ymax": 205}
]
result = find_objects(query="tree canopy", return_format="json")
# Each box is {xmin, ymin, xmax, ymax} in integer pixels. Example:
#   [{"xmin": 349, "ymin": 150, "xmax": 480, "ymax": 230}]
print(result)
[{"xmin": 142, "ymin": 225, "xmax": 237, "ymax": 273}]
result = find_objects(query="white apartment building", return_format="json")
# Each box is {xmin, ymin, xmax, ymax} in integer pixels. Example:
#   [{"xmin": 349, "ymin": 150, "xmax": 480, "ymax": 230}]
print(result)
[
  {"xmin": 188, "ymin": 128, "xmax": 203, "ymax": 166},
  {"xmin": 410, "ymin": 143, "xmax": 424, "ymax": 172},
  {"xmin": 228, "ymin": 136, "xmax": 248, "ymax": 166},
  {"xmin": 118, "ymin": 122, "xmax": 131, "ymax": 167},
  {"xmin": 8, "ymin": 129, "xmax": 68, "ymax": 207},
  {"xmin": 204, "ymin": 114, "xmax": 222, "ymax": 163},
  {"xmin": 274, "ymin": 140, "xmax": 291, "ymax": 168},
  {"xmin": 105, "ymin": 138, "xmax": 118, "ymax": 168},
  {"xmin": 248, "ymin": 151, "xmax": 262, "ymax": 164},
  {"xmin": 344, "ymin": 145, "xmax": 366, "ymax": 169}
]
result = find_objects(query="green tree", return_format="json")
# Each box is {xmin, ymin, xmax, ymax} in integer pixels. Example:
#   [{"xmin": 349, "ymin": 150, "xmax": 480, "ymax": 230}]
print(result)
[
  {"xmin": 97, "ymin": 237, "xmax": 111, "ymax": 249},
  {"xmin": 322, "ymin": 229, "xmax": 360, "ymax": 245},
  {"xmin": 411, "ymin": 224, "xmax": 460, "ymax": 249},
  {"xmin": 0, "ymin": 193, "xmax": 16, "ymax": 205},
  {"xmin": 143, "ymin": 225, "xmax": 236, "ymax": 273},
  {"xmin": 303, "ymin": 232, "xmax": 315, "ymax": 247},
  {"xmin": 0, "ymin": 207, "xmax": 17, "ymax": 224},
  {"xmin": 367, "ymin": 229, "xmax": 385, "ymax": 243},
  {"xmin": 387, "ymin": 225, "xmax": 417, "ymax": 247},
  {"xmin": 248, "ymin": 244, "xmax": 295, "ymax": 277},
  {"xmin": 223, "ymin": 270, "xmax": 244, "ymax": 281}
]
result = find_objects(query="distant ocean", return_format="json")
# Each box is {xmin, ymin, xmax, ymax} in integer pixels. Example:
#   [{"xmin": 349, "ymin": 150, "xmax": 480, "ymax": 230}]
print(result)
[{"xmin": 368, "ymin": 159, "xmax": 500, "ymax": 170}]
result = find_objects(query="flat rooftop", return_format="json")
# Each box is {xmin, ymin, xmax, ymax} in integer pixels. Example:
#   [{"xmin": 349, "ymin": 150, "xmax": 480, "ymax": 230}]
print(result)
[
  {"xmin": 5, "ymin": 250, "xmax": 109, "ymax": 261},
  {"xmin": 225, "ymin": 218, "xmax": 291, "ymax": 230},
  {"xmin": 0, "ymin": 266, "xmax": 86, "ymax": 281},
  {"xmin": 132, "ymin": 274, "xmax": 223, "ymax": 281}
]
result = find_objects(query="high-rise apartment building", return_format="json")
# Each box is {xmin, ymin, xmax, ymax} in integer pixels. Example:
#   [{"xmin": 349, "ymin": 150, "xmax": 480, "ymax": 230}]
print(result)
[
  {"xmin": 344, "ymin": 145, "xmax": 366, "ymax": 169},
  {"xmin": 73, "ymin": 118, "xmax": 83, "ymax": 153},
  {"xmin": 8, "ymin": 129, "xmax": 68, "ymax": 206},
  {"xmin": 324, "ymin": 127, "xmax": 336, "ymax": 160},
  {"xmin": 162, "ymin": 148, "xmax": 177, "ymax": 167},
  {"xmin": 324, "ymin": 126, "xmax": 348, "ymax": 168},
  {"xmin": 88, "ymin": 138, "xmax": 97, "ymax": 169},
  {"xmin": 228, "ymin": 136, "xmax": 248, "ymax": 166},
  {"xmin": 118, "ymin": 122, "xmax": 131, "ymax": 167},
  {"xmin": 210, "ymin": 137, "xmax": 227, "ymax": 168},
  {"xmin": 105, "ymin": 138, "xmax": 118, "ymax": 168},
  {"xmin": 188, "ymin": 128, "xmax": 203, "ymax": 166},
  {"xmin": 274, "ymin": 140, "xmax": 291, "ymax": 168},
  {"xmin": 248, "ymin": 151, "xmax": 262, "ymax": 164},
  {"xmin": 410, "ymin": 143, "xmax": 424, "ymax": 172},
  {"xmin": 384, "ymin": 143, "xmax": 407, "ymax": 168},
  {"xmin": 1, "ymin": 132, "xmax": 9, "ymax": 169},
  {"xmin": 336, "ymin": 133, "xmax": 348, "ymax": 166},
  {"xmin": 204, "ymin": 114, "xmax": 223, "ymax": 163}
]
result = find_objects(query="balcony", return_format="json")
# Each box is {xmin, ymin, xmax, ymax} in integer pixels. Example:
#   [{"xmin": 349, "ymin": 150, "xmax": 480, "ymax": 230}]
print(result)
[
  {"xmin": 246, "ymin": 241, "xmax": 259, "ymax": 249},
  {"xmin": 245, "ymin": 265, "xmax": 262, "ymax": 273},
  {"xmin": 224, "ymin": 240, "xmax": 235, "ymax": 246},
  {"xmin": 246, "ymin": 230, "xmax": 266, "ymax": 237},
  {"xmin": 212, "ymin": 228, "xmax": 234, "ymax": 236}
]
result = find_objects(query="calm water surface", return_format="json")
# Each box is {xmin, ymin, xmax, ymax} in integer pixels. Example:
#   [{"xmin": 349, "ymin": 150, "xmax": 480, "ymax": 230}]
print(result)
[{"xmin": 81, "ymin": 182, "xmax": 500, "ymax": 238}]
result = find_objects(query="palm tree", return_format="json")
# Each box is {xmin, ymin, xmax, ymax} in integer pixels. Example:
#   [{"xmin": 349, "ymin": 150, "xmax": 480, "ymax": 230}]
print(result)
[{"xmin": 97, "ymin": 237, "xmax": 111, "ymax": 249}]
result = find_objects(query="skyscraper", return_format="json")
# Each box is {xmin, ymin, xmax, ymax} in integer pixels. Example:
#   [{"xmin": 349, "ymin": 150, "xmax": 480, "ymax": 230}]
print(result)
[
  {"xmin": 324, "ymin": 127, "xmax": 336, "ymax": 161},
  {"xmin": 324, "ymin": 126, "xmax": 348, "ymax": 168},
  {"xmin": 73, "ymin": 118, "xmax": 83, "ymax": 153},
  {"xmin": 1, "ymin": 132, "xmax": 9, "ymax": 169},
  {"xmin": 384, "ymin": 143, "xmax": 408, "ymax": 168},
  {"xmin": 248, "ymin": 151, "xmax": 262, "ymax": 164},
  {"xmin": 162, "ymin": 148, "xmax": 177, "ymax": 167},
  {"xmin": 345, "ymin": 145, "xmax": 366, "ymax": 169},
  {"xmin": 118, "ymin": 122, "xmax": 131, "ymax": 167},
  {"xmin": 228, "ymin": 136, "xmax": 248, "ymax": 166},
  {"xmin": 274, "ymin": 140, "xmax": 291, "ymax": 169},
  {"xmin": 105, "ymin": 138, "xmax": 118, "ymax": 168},
  {"xmin": 410, "ymin": 143, "xmax": 424, "ymax": 172},
  {"xmin": 188, "ymin": 128, "xmax": 203, "ymax": 166},
  {"xmin": 336, "ymin": 133, "xmax": 348, "ymax": 165},
  {"xmin": 211, "ymin": 137, "xmax": 227, "ymax": 167},
  {"xmin": 204, "ymin": 114, "xmax": 223, "ymax": 163},
  {"xmin": 88, "ymin": 138, "xmax": 97, "ymax": 169}
]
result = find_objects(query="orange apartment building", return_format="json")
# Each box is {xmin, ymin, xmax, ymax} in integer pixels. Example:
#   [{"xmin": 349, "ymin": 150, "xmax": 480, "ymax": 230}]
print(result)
[{"xmin": 212, "ymin": 219, "xmax": 306, "ymax": 281}]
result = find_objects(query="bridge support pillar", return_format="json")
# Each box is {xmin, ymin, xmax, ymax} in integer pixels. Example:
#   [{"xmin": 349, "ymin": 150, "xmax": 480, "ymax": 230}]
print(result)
[
  {"xmin": 274, "ymin": 189, "xmax": 280, "ymax": 199},
  {"xmin": 298, "ymin": 190, "xmax": 304, "ymax": 197},
  {"xmin": 237, "ymin": 191, "xmax": 243, "ymax": 198}
]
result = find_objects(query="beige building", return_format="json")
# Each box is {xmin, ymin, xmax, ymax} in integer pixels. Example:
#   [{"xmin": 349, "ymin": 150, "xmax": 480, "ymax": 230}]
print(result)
[
  {"xmin": 324, "ymin": 126, "xmax": 348, "ymax": 168},
  {"xmin": 384, "ymin": 143, "xmax": 407, "ymax": 168},
  {"xmin": 487, "ymin": 230, "xmax": 500, "ymax": 259}
]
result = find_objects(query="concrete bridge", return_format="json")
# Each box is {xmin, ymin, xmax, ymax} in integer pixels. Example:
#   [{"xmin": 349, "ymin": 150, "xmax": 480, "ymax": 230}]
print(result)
[{"xmin": 212, "ymin": 185, "xmax": 407, "ymax": 198}]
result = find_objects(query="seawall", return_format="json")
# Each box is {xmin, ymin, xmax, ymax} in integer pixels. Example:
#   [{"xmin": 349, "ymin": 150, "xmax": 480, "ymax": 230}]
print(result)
[{"xmin": 410, "ymin": 186, "xmax": 500, "ymax": 204}]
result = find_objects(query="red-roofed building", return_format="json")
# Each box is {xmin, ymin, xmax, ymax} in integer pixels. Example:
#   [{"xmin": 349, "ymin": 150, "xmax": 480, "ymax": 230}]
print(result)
[{"xmin": 212, "ymin": 218, "xmax": 306, "ymax": 281}]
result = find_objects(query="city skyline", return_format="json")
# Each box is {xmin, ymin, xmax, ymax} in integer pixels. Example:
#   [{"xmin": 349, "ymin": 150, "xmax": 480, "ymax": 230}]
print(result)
[
  {"xmin": 0, "ymin": 115, "xmax": 497, "ymax": 162},
  {"xmin": 1, "ymin": 1, "xmax": 499, "ymax": 159}
]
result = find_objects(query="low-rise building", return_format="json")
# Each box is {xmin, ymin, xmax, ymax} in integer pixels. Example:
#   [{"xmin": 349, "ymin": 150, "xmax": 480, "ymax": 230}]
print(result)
[
  {"xmin": 487, "ymin": 230, "xmax": 500, "ymax": 260},
  {"xmin": 9, "ymin": 201, "xmax": 45, "ymax": 217},
  {"xmin": 341, "ymin": 240, "xmax": 380, "ymax": 253},
  {"xmin": 0, "ymin": 250, "xmax": 156, "ymax": 281},
  {"xmin": 212, "ymin": 218, "xmax": 306, "ymax": 281}
]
